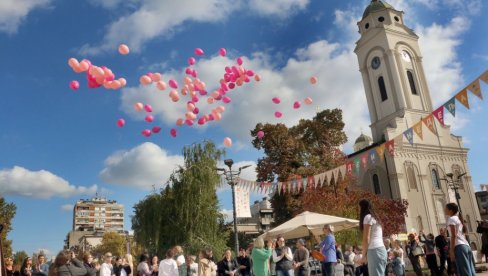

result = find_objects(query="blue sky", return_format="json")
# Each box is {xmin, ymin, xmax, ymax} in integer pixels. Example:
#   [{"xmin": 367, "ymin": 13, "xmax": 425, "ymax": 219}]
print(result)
[{"xmin": 0, "ymin": 0, "xmax": 487, "ymax": 257}]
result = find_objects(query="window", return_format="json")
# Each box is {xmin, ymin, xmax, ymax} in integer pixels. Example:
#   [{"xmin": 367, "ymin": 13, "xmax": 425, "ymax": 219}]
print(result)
[
  {"xmin": 372, "ymin": 174, "xmax": 381, "ymax": 195},
  {"xmin": 407, "ymin": 71, "xmax": 418, "ymax": 95},
  {"xmin": 394, "ymin": 16, "xmax": 400, "ymax": 22},
  {"xmin": 435, "ymin": 200, "xmax": 446, "ymax": 223},
  {"xmin": 466, "ymin": 215, "xmax": 472, "ymax": 232},
  {"xmin": 407, "ymin": 166, "xmax": 418, "ymax": 190},
  {"xmin": 431, "ymin": 169, "xmax": 441, "ymax": 189},
  {"xmin": 378, "ymin": 16, "xmax": 385, "ymax": 22},
  {"xmin": 417, "ymin": 216, "xmax": 424, "ymax": 231},
  {"xmin": 365, "ymin": 23, "xmax": 370, "ymax": 29},
  {"xmin": 378, "ymin": 76, "xmax": 388, "ymax": 101}
]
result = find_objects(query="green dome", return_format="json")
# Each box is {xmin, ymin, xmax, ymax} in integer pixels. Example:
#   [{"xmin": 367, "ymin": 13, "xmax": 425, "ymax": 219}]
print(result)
[
  {"xmin": 355, "ymin": 133, "xmax": 372, "ymax": 144},
  {"xmin": 362, "ymin": 0, "xmax": 394, "ymax": 19}
]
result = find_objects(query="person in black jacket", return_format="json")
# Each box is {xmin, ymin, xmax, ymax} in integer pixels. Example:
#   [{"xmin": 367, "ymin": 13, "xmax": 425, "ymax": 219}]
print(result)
[
  {"xmin": 113, "ymin": 257, "xmax": 131, "ymax": 276},
  {"xmin": 49, "ymin": 251, "xmax": 87, "ymax": 276},
  {"xmin": 83, "ymin": 253, "xmax": 100, "ymax": 276},
  {"xmin": 216, "ymin": 250, "xmax": 238, "ymax": 276},
  {"xmin": 236, "ymin": 249, "xmax": 251, "ymax": 276},
  {"xmin": 435, "ymin": 228, "xmax": 448, "ymax": 275}
]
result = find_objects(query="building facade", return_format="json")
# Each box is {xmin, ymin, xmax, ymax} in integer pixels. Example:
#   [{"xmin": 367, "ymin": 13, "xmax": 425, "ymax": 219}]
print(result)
[
  {"xmin": 237, "ymin": 197, "xmax": 274, "ymax": 235},
  {"xmin": 72, "ymin": 196, "xmax": 124, "ymax": 232},
  {"xmin": 351, "ymin": 0, "xmax": 481, "ymax": 245}
]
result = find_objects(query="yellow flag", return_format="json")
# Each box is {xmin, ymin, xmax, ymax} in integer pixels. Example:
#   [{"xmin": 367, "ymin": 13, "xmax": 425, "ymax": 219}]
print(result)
[
  {"xmin": 413, "ymin": 121, "xmax": 423, "ymax": 140},
  {"xmin": 376, "ymin": 144, "xmax": 386, "ymax": 160},
  {"xmin": 467, "ymin": 79, "xmax": 482, "ymax": 99},
  {"xmin": 455, "ymin": 89, "xmax": 470, "ymax": 109},
  {"xmin": 422, "ymin": 114, "xmax": 437, "ymax": 134}
]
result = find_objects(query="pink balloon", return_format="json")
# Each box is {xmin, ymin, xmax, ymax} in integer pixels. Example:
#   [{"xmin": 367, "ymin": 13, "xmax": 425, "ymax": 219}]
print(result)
[
  {"xmin": 185, "ymin": 67, "xmax": 193, "ymax": 75},
  {"xmin": 257, "ymin": 130, "xmax": 265, "ymax": 139},
  {"xmin": 222, "ymin": 96, "xmax": 231, "ymax": 104},
  {"xmin": 304, "ymin": 97, "xmax": 313, "ymax": 105},
  {"xmin": 246, "ymin": 70, "xmax": 254, "ymax": 77},
  {"xmin": 216, "ymin": 106, "xmax": 225, "ymax": 113},
  {"xmin": 152, "ymin": 126, "xmax": 161, "ymax": 133},
  {"xmin": 68, "ymin": 58, "xmax": 79, "ymax": 69},
  {"xmin": 145, "ymin": 115, "xmax": 154, "ymax": 123},
  {"xmin": 255, "ymin": 74, "xmax": 261, "ymax": 82},
  {"xmin": 140, "ymin": 75, "xmax": 152, "ymax": 85},
  {"xmin": 223, "ymin": 137, "xmax": 232, "ymax": 147},
  {"xmin": 176, "ymin": 118, "xmax": 184, "ymax": 126},
  {"xmin": 144, "ymin": 104, "xmax": 153, "ymax": 113},
  {"xmin": 208, "ymin": 114, "xmax": 215, "ymax": 121},
  {"xmin": 70, "ymin": 80, "xmax": 80, "ymax": 90},
  {"xmin": 151, "ymin": 73, "xmax": 162, "ymax": 82},
  {"xmin": 274, "ymin": 111, "xmax": 283, "ymax": 118},
  {"xmin": 228, "ymin": 83, "xmax": 235, "ymax": 89},
  {"xmin": 192, "ymin": 96, "xmax": 199, "ymax": 103},
  {"xmin": 156, "ymin": 81, "xmax": 167, "ymax": 90},
  {"xmin": 188, "ymin": 57, "xmax": 196, "ymax": 65},
  {"xmin": 116, "ymin": 118, "xmax": 125, "ymax": 127},
  {"xmin": 293, "ymin": 101, "xmax": 301, "ymax": 109},
  {"xmin": 185, "ymin": 119, "xmax": 193, "ymax": 126},
  {"xmin": 272, "ymin": 97, "xmax": 281, "ymax": 104},
  {"xmin": 79, "ymin": 60, "xmax": 90, "ymax": 72},
  {"xmin": 198, "ymin": 117, "xmax": 206, "ymax": 125},
  {"xmin": 119, "ymin": 78, "xmax": 127, "ymax": 86},
  {"xmin": 207, "ymin": 97, "xmax": 215, "ymax": 104},
  {"xmin": 237, "ymin": 57, "xmax": 243, "ymax": 66},
  {"xmin": 142, "ymin": 129, "xmax": 152, "ymax": 137},
  {"xmin": 134, "ymin": 102, "xmax": 144, "ymax": 112},
  {"xmin": 193, "ymin": 107, "xmax": 200, "ymax": 114},
  {"xmin": 170, "ymin": 128, "xmax": 177, "ymax": 137},
  {"xmin": 219, "ymin": 48, "xmax": 227, "ymax": 57},
  {"xmin": 169, "ymin": 79, "xmax": 178, "ymax": 89},
  {"xmin": 118, "ymin": 44, "xmax": 130, "ymax": 55},
  {"xmin": 310, "ymin": 76, "xmax": 318, "ymax": 85},
  {"xmin": 169, "ymin": 90, "xmax": 179, "ymax": 99},
  {"xmin": 187, "ymin": 102, "xmax": 196, "ymax": 111},
  {"xmin": 194, "ymin": 48, "xmax": 204, "ymax": 56}
]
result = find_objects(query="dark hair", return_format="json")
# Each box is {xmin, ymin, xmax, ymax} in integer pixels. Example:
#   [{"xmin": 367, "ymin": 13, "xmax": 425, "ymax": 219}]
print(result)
[
  {"xmin": 446, "ymin": 203, "xmax": 467, "ymax": 234},
  {"xmin": 115, "ymin": 256, "xmax": 122, "ymax": 262},
  {"xmin": 49, "ymin": 251, "xmax": 70, "ymax": 276},
  {"xmin": 200, "ymin": 249, "xmax": 212, "ymax": 260},
  {"xmin": 166, "ymin": 249, "xmax": 175, "ymax": 259},
  {"xmin": 83, "ymin": 253, "xmax": 92, "ymax": 263},
  {"xmin": 359, "ymin": 199, "xmax": 378, "ymax": 231},
  {"xmin": 150, "ymin": 255, "xmax": 158, "ymax": 264},
  {"xmin": 139, "ymin": 254, "xmax": 149, "ymax": 263},
  {"xmin": 275, "ymin": 235, "xmax": 284, "ymax": 248},
  {"xmin": 20, "ymin": 257, "xmax": 32, "ymax": 276}
]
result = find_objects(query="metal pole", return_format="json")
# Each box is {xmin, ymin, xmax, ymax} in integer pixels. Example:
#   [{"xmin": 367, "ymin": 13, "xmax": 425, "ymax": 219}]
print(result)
[{"xmin": 229, "ymin": 173, "xmax": 239, "ymax": 255}]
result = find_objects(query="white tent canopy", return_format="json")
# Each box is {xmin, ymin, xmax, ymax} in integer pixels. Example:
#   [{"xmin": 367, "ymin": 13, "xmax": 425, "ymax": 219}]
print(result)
[{"xmin": 259, "ymin": 211, "xmax": 359, "ymax": 240}]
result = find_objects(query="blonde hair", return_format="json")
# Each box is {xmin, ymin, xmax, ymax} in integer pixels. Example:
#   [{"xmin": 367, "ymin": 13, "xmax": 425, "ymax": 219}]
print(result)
[{"xmin": 254, "ymin": 237, "xmax": 265, "ymax": 249}]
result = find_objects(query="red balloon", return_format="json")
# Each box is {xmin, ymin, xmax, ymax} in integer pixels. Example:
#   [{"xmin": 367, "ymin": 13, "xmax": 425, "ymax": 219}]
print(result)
[
  {"xmin": 170, "ymin": 128, "xmax": 177, "ymax": 137},
  {"xmin": 152, "ymin": 126, "xmax": 161, "ymax": 133},
  {"xmin": 70, "ymin": 80, "xmax": 80, "ymax": 90}
]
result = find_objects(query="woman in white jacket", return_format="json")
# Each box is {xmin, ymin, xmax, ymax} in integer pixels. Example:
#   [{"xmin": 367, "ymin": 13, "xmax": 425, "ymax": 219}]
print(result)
[{"xmin": 158, "ymin": 250, "xmax": 179, "ymax": 276}]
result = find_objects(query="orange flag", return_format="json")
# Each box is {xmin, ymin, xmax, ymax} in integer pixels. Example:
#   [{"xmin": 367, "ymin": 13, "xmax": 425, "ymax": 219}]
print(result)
[
  {"xmin": 455, "ymin": 89, "xmax": 470, "ymax": 109},
  {"xmin": 413, "ymin": 121, "xmax": 423, "ymax": 140},
  {"xmin": 422, "ymin": 114, "xmax": 437, "ymax": 135},
  {"xmin": 385, "ymin": 140, "xmax": 395, "ymax": 157},
  {"xmin": 376, "ymin": 144, "xmax": 386, "ymax": 160},
  {"xmin": 467, "ymin": 79, "xmax": 483, "ymax": 100},
  {"xmin": 480, "ymin": 70, "xmax": 488, "ymax": 84}
]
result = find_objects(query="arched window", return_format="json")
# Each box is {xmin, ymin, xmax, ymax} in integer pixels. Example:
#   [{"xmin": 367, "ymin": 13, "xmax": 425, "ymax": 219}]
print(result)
[
  {"xmin": 435, "ymin": 199, "xmax": 446, "ymax": 223},
  {"xmin": 372, "ymin": 174, "xmax": 381, "ymax": 195},
  {"xmin": 407, "ymin": 71, "xmax": 418, "ymax": 95},
  {"xmin": 378, "ymin": 76, "xmax": 388, "ymax": 102},
  {"xmin": 407, "ymin": 166, "xmax": 418, "ymax": 190},
  {"xmin": 466, "ymin": 215, "xmax": 472, "ymax": 232},
  {"xmin": 416, "ymin": 216, "xmax": 423, "ymax": 232},
  {"xmin": 431, "ymin": 169, "xmax": 440, "ymax": 189}
]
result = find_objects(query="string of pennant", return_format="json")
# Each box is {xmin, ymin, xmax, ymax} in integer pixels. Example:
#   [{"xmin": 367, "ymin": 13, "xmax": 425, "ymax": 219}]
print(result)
[{"xmin": 236, "ymin": 70, "xmax": 488, "ymax": 195}]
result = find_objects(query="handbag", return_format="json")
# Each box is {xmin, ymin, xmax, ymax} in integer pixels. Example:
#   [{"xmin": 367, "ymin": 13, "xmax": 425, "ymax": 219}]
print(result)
[{"xmin": 412, "ymin": 244, "xmax": 425, "ymax": 257}]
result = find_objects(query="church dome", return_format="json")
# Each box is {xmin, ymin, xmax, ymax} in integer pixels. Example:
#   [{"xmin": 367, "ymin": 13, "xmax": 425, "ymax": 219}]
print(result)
[
  {"xmin": 362, "ymin": 0, "xmax": 394, "ymax": 19},
  {"xmin": 353, "ymin": 133, "xmax": 373, "ymax": 152}
]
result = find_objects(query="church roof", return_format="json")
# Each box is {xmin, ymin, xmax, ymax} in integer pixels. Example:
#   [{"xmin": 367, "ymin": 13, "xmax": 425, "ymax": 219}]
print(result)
[
  {"xmin": 355, "ymin": 133, "xmax": 373, "ymax": 144},
  {"xmin": 362, "ymin": 0, "xmax": 394, "ymax": 19}
]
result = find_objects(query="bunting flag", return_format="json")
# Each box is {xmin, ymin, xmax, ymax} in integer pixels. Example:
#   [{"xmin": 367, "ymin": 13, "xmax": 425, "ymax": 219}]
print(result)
[
  {"xmin": 369, "ymin": 150, "xmax": 377, "ymax": 164},
  {"xmin": 385, "ymin": 140, "xmax": 395, "ymax": 157},
  {"xmin": 361, "ymin": 154, "xmax": 368, "ymax": 170},
  {"xmin": 346, "ymin": 161, "xmax": 353, "ymax": 175},
  {"xmin": 354, "ymin": 158, "xmax": 361, "ymax": 174},
  {"xmin": 422, "ymin": 114, "xmax": 437, "ymax": 135},
  {"xmin": 377, "ymin": 144, "xmax": 386, "ymax": 160},
  {"xmin": 338, "ymin": 165, "xmax": 346, "ymax": 180},
  {"xmin": 481, "ymin": 70, "xmax": 488, "ymax": 84},
  {"xmin": 413, "ymin": 121, "xmax": 423, "ymax": 140},
  {"xmin": 302, "ymin": 178, "xmax": 307, "ymax": 191},
  {"xmin": 467, "ymin": 79, "xmax": 482, "ymax": 99},
  {"xmin": 455, "ymin": 89, "xmax": 470, "ymax": 109},
  {"xmin": 307, "ymin": 177, "xmax": 315, "ymax": 190},
  {"xmin": 433, "ymin": 106, "xmax": 445, "ymax": 126},
  {"xmin": 394, "ymin": 135, "xmax": 404, "ymax": 151},
  {"xmin": 404, "ymin": 128, "xmax": 414, "ymax": 145},
  {"xmin": 444, "ymin": 98, "xmax": 456, "ymax": 117}
]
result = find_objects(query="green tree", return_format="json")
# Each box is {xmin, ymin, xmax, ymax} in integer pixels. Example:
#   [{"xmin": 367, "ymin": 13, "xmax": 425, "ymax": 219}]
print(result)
[
  {"xmin": 251, "ymin": 109, "xmax": 348, "ymax": 225},
  {"xmin": 0, "ymin": 197, "xmax": 17, "ymax": 258},
  {"xmin": 13, "ymin": 250, "xmax": 28, "ymax": 266},
  {"xmin": 92, "ymin": 232, "xmax": 126, "ymax": 258},
  {"xmin": 132, "ymin": 141, "xmax": 230, "ymax": 258}
]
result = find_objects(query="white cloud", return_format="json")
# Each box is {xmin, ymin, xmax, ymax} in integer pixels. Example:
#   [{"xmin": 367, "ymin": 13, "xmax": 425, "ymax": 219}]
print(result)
[
  {"xmin": 79, "ymin": 0, "xmax": 310, "ymax": 55},
  {"xmin": 0, "ymin": 0, "xmax": 50, "ymax": 33},
  {"xmin": 0, "ymin": 166, "xmax": 98, "ymax": 199},
  {"xmin": 60, "ymin": 204, "xmax": 74, "ymax": 211},
  {"xmin": 220, "ymin": 208, "xmax": 233, "ymax": 222},
  {"xmin": 416, "ymin": 16, "xmax": 470, "ymax": 105},
  {"xmin": 99, "ymin": 142, "xmax": 184, "ymax": 189}
]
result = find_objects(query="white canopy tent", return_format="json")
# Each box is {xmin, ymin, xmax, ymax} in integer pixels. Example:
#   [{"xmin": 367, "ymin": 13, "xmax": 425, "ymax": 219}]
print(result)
[{"xmin": 259, "ymin": 211, "xmax": 359, "ymax": 240}]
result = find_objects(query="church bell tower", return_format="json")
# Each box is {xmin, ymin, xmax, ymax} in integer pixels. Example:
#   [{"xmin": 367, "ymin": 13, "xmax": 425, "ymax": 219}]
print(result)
[{"xmin": 354, "ymin": 0, "xmax": 434, "ymax": 142}]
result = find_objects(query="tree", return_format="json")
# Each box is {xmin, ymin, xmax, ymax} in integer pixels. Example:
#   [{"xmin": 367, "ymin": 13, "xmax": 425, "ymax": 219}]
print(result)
[
  {"xmin": 251, "ymin": 109, "xmax": 348, "ymax": 225},
  {"xmin": 13, "ymin": 250, "xmax": 28, "ymax": 266},
  {"xmin": 132, "ymin": 141, "xmax": 230, "ymax": 258},
  {"xmin": 0, "ymin": 197, "xmax": 17, "ymax": 258},
  {"xmin": 92, "ymin": 232, "xmax": 126, "ymax": 258}
]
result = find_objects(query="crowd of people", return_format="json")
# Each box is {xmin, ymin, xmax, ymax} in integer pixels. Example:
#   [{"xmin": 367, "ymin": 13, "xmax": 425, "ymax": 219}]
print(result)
[{"xmin": 2, "ymin": 200, "xmax": 479, "ymax": 276}]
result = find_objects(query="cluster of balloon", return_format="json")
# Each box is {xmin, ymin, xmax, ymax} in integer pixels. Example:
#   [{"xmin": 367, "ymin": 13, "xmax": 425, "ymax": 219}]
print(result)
[{"xmin": 68, "ymin": 59, "xmax": 127, "ymax": 91}]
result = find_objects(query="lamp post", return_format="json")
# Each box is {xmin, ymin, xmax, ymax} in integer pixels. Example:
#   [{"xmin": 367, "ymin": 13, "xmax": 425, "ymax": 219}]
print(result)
[
  {"xmin": 217, "ymin": 159, "xmax": 251, "ymax": 255},
  {"xmin": 442, "ymin": 172, "xmax": 467, "ymax": 215}
]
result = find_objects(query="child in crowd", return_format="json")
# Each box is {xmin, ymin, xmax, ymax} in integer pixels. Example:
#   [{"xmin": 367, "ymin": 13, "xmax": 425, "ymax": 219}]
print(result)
[{"xmin": 391, "ymin": 250, "xmax": 405, "ymax": 276}]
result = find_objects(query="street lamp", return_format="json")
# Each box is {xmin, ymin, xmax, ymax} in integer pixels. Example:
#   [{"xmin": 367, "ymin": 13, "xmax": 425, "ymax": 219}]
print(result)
[
  {"xmin": 442, "ymin": 172, "xmax": 467, "ymax": 215},
  {"xmin": 217, "ymin": 159, "xmax": 252, "ymax": 255}
]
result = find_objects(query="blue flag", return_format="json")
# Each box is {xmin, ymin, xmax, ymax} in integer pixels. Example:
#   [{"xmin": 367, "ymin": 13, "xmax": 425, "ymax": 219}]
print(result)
[
  {"xmin": 444, "ymin": 97, "xmax": 456, "ymax": 117},
  {"xmin": 404, "ymin": 128, "xmax": 414, "ymax": 145},
  {"xmin": 369, "ymin": 150, "xmax": 377, "ymax": 164}
]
